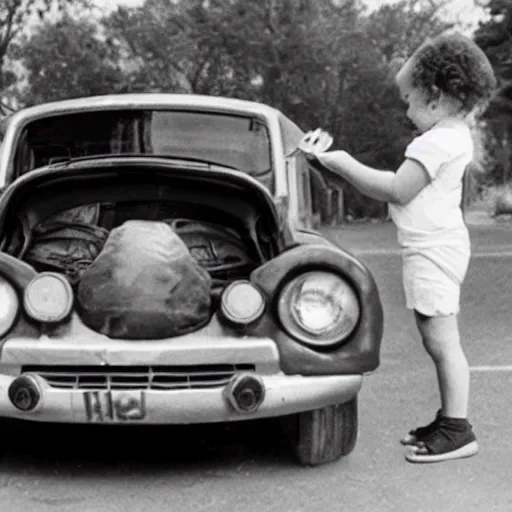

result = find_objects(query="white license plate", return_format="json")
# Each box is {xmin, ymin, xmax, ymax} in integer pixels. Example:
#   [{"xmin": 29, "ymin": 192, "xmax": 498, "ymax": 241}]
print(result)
[{"xmin": 83, "ymin": 390, "xmax": 146, "ymax": 422}]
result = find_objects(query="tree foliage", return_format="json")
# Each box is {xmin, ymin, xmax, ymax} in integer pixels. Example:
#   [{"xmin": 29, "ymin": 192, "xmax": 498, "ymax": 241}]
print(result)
[
  {"xmin": 8, "ymin": 0, "xmax": 469, "ymax": 218},
  {"xmin": 474, "ymin": 0, "xmax": 512, "ymax": 80},
  {"xmin": 474, "ymin": 1, "xmax": 512, "ymax": 187},
  {"xmin": 19, "ymin": 14, "xmax": 125, "ymax": 105},
  {"xmin": 365, "ymin": 0, "xmax": 454, "ymax": 62},
  {"xmin": 0, "ymin": 0, "xmax": 90, "ymax": 112}
]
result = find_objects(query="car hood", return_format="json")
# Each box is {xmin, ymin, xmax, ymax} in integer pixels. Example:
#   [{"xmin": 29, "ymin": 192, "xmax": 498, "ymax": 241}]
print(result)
[{"xmin": 0, "ymin": 156, "xmax": 284, "ymax": 245}]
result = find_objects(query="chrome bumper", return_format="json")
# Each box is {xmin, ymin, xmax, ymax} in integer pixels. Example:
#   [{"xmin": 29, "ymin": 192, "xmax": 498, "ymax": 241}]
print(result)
[
  {"xmin": 0, "ymin": 326, "xmax": 363, "ymax": 424},
  {"xmin": 0, "ymin": 372, "xmax": 362, "ymax": 424}
]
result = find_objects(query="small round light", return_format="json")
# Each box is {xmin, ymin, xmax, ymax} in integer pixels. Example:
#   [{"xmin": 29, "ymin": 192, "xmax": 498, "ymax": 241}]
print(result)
[
  {"xmin": 221, "ymin": 280, "xmax": 265, "ymax": 325},
  {"xmin": 24, "ymin": 272, "xmax": 73, "ymax": 322},
  {"xmin": 278, "ymin": 271, "xmax": 360, "ymax": 347},
  {"xmin": 8, "ymin": 374, "xmax": 43, "ymax": 412},
  {"xmin": 225, "ymin": 373, "xmax": 265, "ymax": 413},
  {"xmin": 0, "ymin": 276, "xmax": 19, "ymax": 337}
]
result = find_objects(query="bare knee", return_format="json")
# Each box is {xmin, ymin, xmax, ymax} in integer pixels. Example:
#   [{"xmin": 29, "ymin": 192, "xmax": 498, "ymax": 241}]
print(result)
[{"xmin": 414, "ymin": 311, "xmax": 463, "ymax": 362}]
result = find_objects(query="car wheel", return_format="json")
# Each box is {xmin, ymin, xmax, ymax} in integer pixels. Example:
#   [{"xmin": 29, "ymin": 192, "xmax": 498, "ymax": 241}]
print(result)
[{"xmin": 283, "ymin": 397, "xmax": 358, "ymax": 466}]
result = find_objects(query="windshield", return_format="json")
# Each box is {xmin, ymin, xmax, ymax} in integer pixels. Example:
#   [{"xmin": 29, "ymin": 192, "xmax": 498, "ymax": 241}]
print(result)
[{"xmin": 15, "ymin": 109, "xmax": 273, "ymax": 188}]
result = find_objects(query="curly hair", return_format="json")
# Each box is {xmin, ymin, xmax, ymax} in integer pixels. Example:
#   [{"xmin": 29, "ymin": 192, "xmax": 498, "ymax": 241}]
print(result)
[{"xmin": 409, "ymin": 32, "xmax": 497, "ymax": 111}]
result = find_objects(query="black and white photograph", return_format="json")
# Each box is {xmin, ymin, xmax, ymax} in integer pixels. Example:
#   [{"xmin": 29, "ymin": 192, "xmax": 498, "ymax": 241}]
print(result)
[{"xmin": 0, "ymin": 0, "xmax": 510, "ymax": 510}]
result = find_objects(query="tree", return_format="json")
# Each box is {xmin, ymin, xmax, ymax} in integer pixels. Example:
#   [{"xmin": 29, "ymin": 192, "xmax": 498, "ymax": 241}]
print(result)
[
  {"xmin": 18, "ymin": 14, "xmax": 126, "ymax": 105},
  {"xmin": 11, "ymin": 0, "xmax": 480, "ymax": 219},
  {"xmin": 0, "ymin": 0, "xmax": 90, "ymax": 113},
  {"xmin": 365, "ymin": 0, "xmax": 454, "ymax": 63},
  {"xmin": 478, "ymin": 82, "xmax": 512, "ymax": 187},
  {"xmin": 474, "ymin": 1, "xmax": 512, "ymax": 188},
  {"xmin": 474, "ymin": 0, "xmax": 512, "ymax": 81},
  {"xmin": 100, "ymin": 0, "xmax": 462, "ymax": 219},
  {"xmin": 102, "ymin": 0, "xmax": 199, "ymax": 94}
]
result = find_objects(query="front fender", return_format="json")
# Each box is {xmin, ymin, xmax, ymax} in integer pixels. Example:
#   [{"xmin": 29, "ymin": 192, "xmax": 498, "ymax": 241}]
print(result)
[
  {"xmin": 291, "ymin": 228, "xmax": 333, "ymax": 247},
  {"xmin": 249, "ymin": 244, "xmax": 384, "ymax": 376},
  {"xmin": 0, "ymin": 252, "xmax": 36, "ymax": 290}
]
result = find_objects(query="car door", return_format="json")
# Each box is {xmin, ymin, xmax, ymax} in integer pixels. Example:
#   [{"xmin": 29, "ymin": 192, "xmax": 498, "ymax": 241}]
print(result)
[{"xmin": 285, "ymin": 151, "xmax": 314, "ymax": 229}]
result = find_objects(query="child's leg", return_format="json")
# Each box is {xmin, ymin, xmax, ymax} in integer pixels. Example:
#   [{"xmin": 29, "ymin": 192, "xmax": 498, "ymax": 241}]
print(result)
[
  {"xmin": 414, "ymin": 311, "xmax": 469, "ymax": 418},
  {"xmin": 404, "ymin": 310, "xmax": 478, "ymax": 462}
]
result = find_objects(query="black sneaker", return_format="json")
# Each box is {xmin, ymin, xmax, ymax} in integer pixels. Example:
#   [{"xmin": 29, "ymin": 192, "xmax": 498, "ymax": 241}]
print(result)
[{"xmin": 405, "ymin": 416, "xmax": 479, "ymax": 463}]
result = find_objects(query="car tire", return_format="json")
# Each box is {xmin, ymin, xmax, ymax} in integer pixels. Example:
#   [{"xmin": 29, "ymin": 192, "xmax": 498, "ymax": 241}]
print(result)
[{"xmin": 283, "ymin": 397, "xmax": 358, "ymax": 466}]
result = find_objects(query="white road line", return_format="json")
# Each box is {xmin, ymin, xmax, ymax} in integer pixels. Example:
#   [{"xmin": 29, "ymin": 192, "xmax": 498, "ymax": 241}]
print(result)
[
  {"xmin": 472, "ymin": 251, "xmax": 512, "ymax": 258},
  {"xmin": 350, "ymin": 249, "xmax": 512, "ymax": 257},
  {"xmin": 470, "ymin": 365, "xmax": 512, "ymax": 372}
]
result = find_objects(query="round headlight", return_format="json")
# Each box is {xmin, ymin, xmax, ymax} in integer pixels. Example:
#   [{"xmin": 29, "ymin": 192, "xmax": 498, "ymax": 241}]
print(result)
[
  {"xmin": 24, "ymin": 272, "xmax": 73, "ymax": 323},
  {"xmin": 221, "ymin": 280, "xmax": 265, "ymax": 325},
  {"xmin": 277, "ymin": 271, "xmax": 360, "ymax": 347},
  {"xmin": 0, "ymin": 276, "xmax": 19, "ymax": 337}
]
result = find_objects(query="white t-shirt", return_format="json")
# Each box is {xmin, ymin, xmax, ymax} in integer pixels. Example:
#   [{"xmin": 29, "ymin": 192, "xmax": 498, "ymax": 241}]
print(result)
[{"xmin": 389, "ymin": 117, "xmax": 473, "ymax": 250}]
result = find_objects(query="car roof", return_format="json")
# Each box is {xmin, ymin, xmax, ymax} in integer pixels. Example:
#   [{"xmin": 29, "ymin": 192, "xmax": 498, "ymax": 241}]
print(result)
[{"xmin": 2, "ymin": 93, "xmax": 284, "ymax": 124}]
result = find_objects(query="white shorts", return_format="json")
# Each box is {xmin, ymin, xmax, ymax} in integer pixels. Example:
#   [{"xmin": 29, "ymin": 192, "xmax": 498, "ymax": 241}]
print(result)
[{"xmin": 402, "ymin": 246, "xmax": 470, "ymax": 317}]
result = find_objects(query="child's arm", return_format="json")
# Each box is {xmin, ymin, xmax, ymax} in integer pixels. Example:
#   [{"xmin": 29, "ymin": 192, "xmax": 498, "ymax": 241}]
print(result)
[{"xmin": 313, "ymin": 150, "xmax": 430, "ymax": 205}]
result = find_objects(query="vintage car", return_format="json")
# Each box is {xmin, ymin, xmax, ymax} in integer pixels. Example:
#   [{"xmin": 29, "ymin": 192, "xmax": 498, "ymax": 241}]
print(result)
[{"xmin": 0, "ymin": 94, "xmax": 383, "ymax": 466}]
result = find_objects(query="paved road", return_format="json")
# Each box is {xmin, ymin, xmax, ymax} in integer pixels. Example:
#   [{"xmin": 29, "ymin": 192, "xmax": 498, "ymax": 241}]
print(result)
[{"xmin": 1, "ymin": 219, "xmax": 512, "ymax": 512}]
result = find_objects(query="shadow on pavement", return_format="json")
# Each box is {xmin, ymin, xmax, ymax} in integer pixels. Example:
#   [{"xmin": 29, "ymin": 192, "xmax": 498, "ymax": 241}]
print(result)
[{"xmin": 0, "ymin": 418, "xmax": 298, "ymax": 475}]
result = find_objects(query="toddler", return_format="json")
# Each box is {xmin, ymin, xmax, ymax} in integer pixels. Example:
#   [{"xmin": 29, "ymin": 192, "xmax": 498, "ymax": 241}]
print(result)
[{"xmin": 299, "ymin": 32, "xmax": 496, "ymax": 463}]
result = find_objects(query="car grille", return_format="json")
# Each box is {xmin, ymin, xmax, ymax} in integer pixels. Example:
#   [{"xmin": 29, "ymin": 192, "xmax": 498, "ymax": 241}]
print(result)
[{"xmin": 21, "ymin": 364, "xmax": 256, "ymax": 391}]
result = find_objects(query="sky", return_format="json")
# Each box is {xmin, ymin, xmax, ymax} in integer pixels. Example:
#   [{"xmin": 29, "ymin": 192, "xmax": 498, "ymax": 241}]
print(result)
[{"xmin": 363, "ymin": 0, "xmax": 488, "ymax": 28}]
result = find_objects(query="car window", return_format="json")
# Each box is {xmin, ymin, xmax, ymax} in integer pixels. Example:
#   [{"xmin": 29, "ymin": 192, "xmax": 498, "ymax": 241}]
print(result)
[
  {"xmin": 15, "ymin": 110, "xmax": 274, "ymax": 190},
  {"xmin": 150, "ymin": 112, "xmax": 271, "ymax": 177}
]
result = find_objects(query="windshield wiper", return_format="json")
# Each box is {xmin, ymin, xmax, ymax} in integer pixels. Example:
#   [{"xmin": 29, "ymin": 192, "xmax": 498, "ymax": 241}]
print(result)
[{"xmin": 46, "ymin": 153, "xmax": 240, "ymax": 172}]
